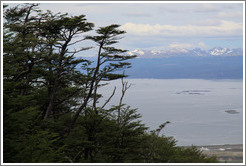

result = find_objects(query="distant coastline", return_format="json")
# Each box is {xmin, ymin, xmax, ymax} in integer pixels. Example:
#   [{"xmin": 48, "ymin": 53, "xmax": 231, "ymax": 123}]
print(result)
[{"xmin": 184, "ymin": 144, "xmax": 244, "ymax": 163}]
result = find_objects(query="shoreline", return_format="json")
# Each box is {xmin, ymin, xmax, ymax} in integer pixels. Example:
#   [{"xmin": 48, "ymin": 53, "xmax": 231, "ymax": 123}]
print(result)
[{"xmin": 182, "ymin": 144, "xmax": 243, "ymax": 163}]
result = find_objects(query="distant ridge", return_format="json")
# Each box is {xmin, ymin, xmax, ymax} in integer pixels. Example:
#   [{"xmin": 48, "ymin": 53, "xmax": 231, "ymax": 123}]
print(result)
[{"xmin": 126, "ymin": 55, "xmax": 243, "ymax": 79}]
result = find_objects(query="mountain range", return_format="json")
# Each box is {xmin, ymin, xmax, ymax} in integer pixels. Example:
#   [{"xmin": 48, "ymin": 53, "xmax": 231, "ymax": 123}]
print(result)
[
  {"xmin": 125, "ymin": 47, "xmax": 243, "ymax": 79},
  {"xmin": 127, "ymin": 47, "xmax": 243, "ymax": 58}
]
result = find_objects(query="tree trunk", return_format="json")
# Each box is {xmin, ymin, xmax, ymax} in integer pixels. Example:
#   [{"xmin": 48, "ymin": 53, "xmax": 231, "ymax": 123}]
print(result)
[
  {"xmin": 64, "ymin": 39, "xmax": 104, "ymax": 134},
  {"xmin": 44, "ymin": 79, "xmax": 58, "ymax": 120}
]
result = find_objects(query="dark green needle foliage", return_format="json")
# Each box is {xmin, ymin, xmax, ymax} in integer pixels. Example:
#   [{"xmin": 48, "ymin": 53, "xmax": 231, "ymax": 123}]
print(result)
[{"xmin": 3, "ymin": 4, "xmax": 218, "ymax": 163}]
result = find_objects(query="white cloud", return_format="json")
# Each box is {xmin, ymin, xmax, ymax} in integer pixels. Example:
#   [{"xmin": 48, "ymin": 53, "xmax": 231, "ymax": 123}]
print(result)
[
  {"xmin": 191, "ymin": 19, "xmax": 222, "ymax": 26},
  {"xmin": 120, "ymin": 20, "xmax": 242, "ymax": 37},
  {"xmin": 169, "ymin": 43, "xmax": 194, "ymax": 49},
  {"xmin": 167, "ymin": 42, "xmax": 207, "ymax": 49}
]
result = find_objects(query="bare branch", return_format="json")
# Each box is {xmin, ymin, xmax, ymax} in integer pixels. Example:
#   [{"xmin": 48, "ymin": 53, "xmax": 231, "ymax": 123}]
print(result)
[
  {"xmin": 117, "ymin": 75, "xmax": 131, "ymax": 125},
  {"xmin": 119, "ymin": 77, "xmax": 131, "ymax": 107},
  {"xmin": 102, "ymin": 86, "xmax": 116, "ymax": 109}
]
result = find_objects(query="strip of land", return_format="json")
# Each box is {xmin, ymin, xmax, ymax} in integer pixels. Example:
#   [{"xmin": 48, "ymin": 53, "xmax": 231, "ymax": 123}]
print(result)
[{"xmin": 195, "ymin": 144, "xmax": 243, "ymax": 163}]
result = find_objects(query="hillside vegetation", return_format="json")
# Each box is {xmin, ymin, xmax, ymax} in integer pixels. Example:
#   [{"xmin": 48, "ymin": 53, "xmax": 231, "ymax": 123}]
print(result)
[{"xmin": 3, "ymin": 4, "xmax": 218, "ymax": 163}]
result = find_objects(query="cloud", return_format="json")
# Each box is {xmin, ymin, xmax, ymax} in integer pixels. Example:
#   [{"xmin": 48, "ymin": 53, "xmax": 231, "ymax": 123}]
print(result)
[
  {"xmin": 167, "ymin": 42, "xmax": 207, "ymax": 49},
  {"xmin": 123, "ymin": 12, "xmax": 152, "ymax": 17},
  {"xmin": 191, "ymin": 19, "xmax": 222, "ymax": 26},
  {"xmin": 220, "ymin": 3, "xmax": 243, "ymax": 10},
  {"xmin": 198, "ymin": 42, "xmax": 206, "ymax": 48},
  {"xmin": 158, "ymin": 3, "xmax": 219, "ymax": 13},
  {"xmin": 217, "ymin": 11, "xmax": 243, "ymax": 18},
  {"xmin": 169, "ymin": 43, "xmax": 194, "ymax": 49},
  {"xmin": 39, "ymin": 3, "xmax": 113, "ymax": 16},
  {"xmin": 193, "ymin": 3, "xmax": 219, "ymax": 13},
  {"xmin": 120, "ymin": 20, "xmax": 242, "ymax": 37}
]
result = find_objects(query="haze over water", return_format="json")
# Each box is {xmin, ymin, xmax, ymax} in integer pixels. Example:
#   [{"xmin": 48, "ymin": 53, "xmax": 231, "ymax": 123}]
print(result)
[{"xmin": 99, "ymin": 79, "xmax": 243, "ymax": 146}]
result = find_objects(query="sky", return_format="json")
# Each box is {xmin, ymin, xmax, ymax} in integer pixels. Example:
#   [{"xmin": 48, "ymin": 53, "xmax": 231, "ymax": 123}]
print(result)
[{"xmin": 4, "ymin": 1, "xmax": 244, "ymax": 52}]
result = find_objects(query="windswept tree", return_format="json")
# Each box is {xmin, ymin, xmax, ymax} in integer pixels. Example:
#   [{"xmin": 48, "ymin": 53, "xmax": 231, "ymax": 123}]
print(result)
[
  {"xmin": 39, "ymin": 11, "xmax": 94, "ymax": 120},
  {"xmin": 65, "ymin": 24, "xmax": 137, "ymax": 134}
]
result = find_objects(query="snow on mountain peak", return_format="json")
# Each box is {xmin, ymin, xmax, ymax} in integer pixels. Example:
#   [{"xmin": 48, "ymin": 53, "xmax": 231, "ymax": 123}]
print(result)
[
  {"xmin": 127, "ymin": 47, "xmax": 242, "ymax": 58},
  {"xmin": 209, "ymin": 47, "xmax": 229, "ymax": 56}
]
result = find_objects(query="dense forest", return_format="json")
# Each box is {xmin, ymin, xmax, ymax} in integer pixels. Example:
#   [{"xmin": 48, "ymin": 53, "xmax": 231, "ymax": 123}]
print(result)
[{"xmin": 3, "ymin": 4, "xmax": 218, "ymax": 163}]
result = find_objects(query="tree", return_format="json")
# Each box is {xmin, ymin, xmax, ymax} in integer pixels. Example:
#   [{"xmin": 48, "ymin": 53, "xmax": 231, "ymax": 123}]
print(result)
[
  {"xmin": 38, "ymin": 11, "xmax": 94, "ymax": 120},
  {"xmin": 140, "ymin": 126, "xmax": 218, "ymax": 163},
  {"xmin": 65, "ymin": 24, "xmax": 136, "ymax": 134},
  {"xmin": 3, "ymin": 4, "xmax": 94, "ymax": 162},
  {"xmin": 98, "ymin": 78, "xmax": 148, "ymax": 162}
]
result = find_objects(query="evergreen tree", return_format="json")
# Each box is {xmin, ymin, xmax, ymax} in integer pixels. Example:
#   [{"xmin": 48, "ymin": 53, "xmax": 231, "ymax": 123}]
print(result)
[
  {"xmin": 3, "ymin": 4, "xmax": 93, "ymax": 162},
  {"xmin": 65, "ymin": 24, "xmax": 136, "ymax": 134}
]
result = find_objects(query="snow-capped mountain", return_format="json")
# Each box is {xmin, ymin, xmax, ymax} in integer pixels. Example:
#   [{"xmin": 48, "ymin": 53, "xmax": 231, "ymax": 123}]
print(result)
[
  {"xmin": 209, "ymin": 47, "xmax": 230, "ymax": 56},
  {"xmin": 127, "ymin": 47, "xmax": 243, "ymax": 58},
  {"xmin": 208, "ymin": 47, "xmax": 243, "ymax": 56}
]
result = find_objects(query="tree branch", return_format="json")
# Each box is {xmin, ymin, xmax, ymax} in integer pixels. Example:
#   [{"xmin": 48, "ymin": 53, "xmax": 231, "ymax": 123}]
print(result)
[{"xmin": 101, "ymin": 86, "xmax": 116, "ymax": 109}]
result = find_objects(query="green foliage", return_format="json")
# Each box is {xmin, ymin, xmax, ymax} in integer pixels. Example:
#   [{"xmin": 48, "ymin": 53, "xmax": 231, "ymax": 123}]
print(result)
[
  {"xmin": 85, "ymin": 24, "xmax": 136, "ymax": 81},
  {"xmin": 3, "ymin": 107, "xmax": 64, "ymax": 163},
  {"xmin": 3, "ymin": 4, "xmax": 219, "ymax": 163},
  {"xmin": 172, "ymin": 146, "xmax": 218, "ymax": 163}
]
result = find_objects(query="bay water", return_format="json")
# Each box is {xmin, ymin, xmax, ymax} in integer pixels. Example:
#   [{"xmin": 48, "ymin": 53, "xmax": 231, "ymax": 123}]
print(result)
[{"xmin": 98, "ymin": 79, "xmax": 243, "ymax": 146}]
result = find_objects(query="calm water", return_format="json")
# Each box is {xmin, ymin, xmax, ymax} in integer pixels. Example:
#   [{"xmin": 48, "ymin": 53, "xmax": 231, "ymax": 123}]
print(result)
[{"xmin": 98, "ymin": 79, "xmax": 244, "ymax": 146}]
